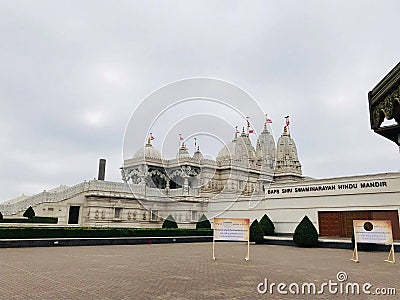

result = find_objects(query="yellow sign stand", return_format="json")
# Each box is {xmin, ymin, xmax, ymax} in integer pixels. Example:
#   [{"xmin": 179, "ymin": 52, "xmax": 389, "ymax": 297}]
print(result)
[
  {"xmin": 350, "ymin": 245, "xmax": 359, "ymax": 263},
  {"xmin": 212, "ymin": 218, "xmax": 250, "ymax": 261},
  {"xmin": 351, "ymin": 220, "xmax": 395, "ymax": 264},
  {"xmin": 385, "ymin": 244, "xmax": 396, "ymax": 264}
]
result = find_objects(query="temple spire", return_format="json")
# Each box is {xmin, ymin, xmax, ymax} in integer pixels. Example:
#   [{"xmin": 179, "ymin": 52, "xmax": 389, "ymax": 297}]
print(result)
[
  {"xmin": 146, "ymin": 137, "xmax": 151, "ymax": 146},
  {"xmin": 264, "ymin": 113, "xmax": 272, "ymax": 131},
  {"xmin": 284, "ymin": 116, "xmax": 290, "ymax": 134},
  {"xmin": 234, "ymin": 126, "xmax": 239, "ymax": 140}
]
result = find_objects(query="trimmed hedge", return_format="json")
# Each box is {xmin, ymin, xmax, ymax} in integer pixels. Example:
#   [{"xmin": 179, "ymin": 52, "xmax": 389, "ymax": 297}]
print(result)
[
  {"xmin": 259, "ymin": 214, "xmax": 275, "ymax": 236},
  {"xmin": 293, "ymin": 215, "xmax": 319, "ymax": 247},
  {"xmin": 162, "ymin": 215, "xmax": 178, "ymax": 229},
  {"xmin": 196, "ymin": 214, "xmax": 211, "ymax": 229},
  {"xmin": 0, "ymin": 217, "xmax": 58, "ymax": 224},
  {"xmin": 0, "ymin": 227, "xmax": 213, "ymax": 239},
  {"xmin": 23, "ymin": 206, "xmax": 35, "ymax": 219},
  {"xmin": 250, "ymin": 219, "xmax": 264, "ymax": 244}
]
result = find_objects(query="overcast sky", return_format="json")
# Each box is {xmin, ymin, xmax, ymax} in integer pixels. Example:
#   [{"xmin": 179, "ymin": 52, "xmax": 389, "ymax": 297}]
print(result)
[{"xmin": 1, "ymin": 0, "xmax": 399, "ymax": 201}]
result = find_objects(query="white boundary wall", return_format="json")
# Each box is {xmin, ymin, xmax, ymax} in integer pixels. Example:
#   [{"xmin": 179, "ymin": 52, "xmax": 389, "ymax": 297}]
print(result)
[{"xmin": 207, "ymin": 172, "xmax": 400, "ymax": 234}]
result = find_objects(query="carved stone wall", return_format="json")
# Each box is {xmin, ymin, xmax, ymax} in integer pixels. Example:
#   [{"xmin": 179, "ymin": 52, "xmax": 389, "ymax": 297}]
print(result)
[{"xmin": 368, "ymin": 62, "xmax": 400, "ymax": 146}]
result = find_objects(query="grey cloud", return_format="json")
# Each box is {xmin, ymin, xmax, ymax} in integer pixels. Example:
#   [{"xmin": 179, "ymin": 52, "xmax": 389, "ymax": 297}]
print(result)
[{"xmin": 1, "ymin": 0, "xmax": 399, "ymax": 201}]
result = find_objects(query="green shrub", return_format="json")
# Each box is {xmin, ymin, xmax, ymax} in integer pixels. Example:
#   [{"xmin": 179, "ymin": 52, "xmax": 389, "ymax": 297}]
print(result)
[
  {"xmin": 293, "ymin": 215, "xmax": 319, "ymax": 247},
  {"xmin": 162, "ymin": 215, "xmax": 178, "ymax": 229},
  {"xmin": 0, "ymin": 217, "xmax": 58, "ymax": 224},
  {"xmin": 250, "ymin": 219, "xmax": 263, "ymax": 244},
  {"xmin": 23, "ymin": 206, "xmax": 35, "ymax": 219},
  {"xmin": 0, "ymin": 227, "xmax": 212, "ymax": 239},
  {"xmin": 259, "ymin": 214, "xmax": 275, "ymax": 236},
  {"xmin": 196, "ymin": 214, "xmax": 211, "ymax": 229}
]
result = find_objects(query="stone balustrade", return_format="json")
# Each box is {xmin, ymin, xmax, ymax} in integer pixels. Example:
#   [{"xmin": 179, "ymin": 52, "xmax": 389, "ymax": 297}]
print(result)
[{"xmin": 0, "ymin": 180, "xmax": 201, "ymax": 216}]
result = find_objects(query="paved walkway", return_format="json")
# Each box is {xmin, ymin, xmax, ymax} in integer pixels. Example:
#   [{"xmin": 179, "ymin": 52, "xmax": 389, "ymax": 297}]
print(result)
[{"xmin": 0, "ymin": 243, "xmax": 398, "ymax": 299}]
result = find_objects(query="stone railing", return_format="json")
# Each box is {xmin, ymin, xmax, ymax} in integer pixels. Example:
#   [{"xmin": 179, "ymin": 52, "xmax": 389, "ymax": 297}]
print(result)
[
  {"xmin": 167, "ymin": 188, "xmax": 200, "ymax": 197},
  {"xmin": 126, "ymin": 185, "xmax": 200, "ymax": 198},
  {"xmin": 85, "ymin": 180, "xmax": 132, "ymax": 195},
  {"xmin": 0, "ymin": 190, "xmax": 55, "ymax": 216},
  {"xmin": 0, "ymin": 180, "xmax": 201, "ymax": 216},
  {"xmin": 0, "ymin": 181, "xmax": 129, "ymax": 216},
  {"xmin": 0, "ymin": 183, "xmax": 81, "ymax": 216},
  {"xmin": 128, "ymin": 185, "xmax": 165, "ymax": 198}
]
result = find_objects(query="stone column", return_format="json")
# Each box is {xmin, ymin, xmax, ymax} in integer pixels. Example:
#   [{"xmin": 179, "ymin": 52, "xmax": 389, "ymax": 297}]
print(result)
[{"xmin": 183, "ymin": 177, "xmax": 189, "ymax": 195}]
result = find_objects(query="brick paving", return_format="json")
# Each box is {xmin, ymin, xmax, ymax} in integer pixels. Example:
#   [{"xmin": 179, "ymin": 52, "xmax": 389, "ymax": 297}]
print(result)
[{"xmin": 0, "ymin": 242, "xmax": 399, "ymax": 299}]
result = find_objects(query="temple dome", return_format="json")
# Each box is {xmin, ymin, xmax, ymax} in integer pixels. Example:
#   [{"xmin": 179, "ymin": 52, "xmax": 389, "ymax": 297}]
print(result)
[
  {"xmin": 275, "ymin": 126, "xmax": 302, "ymax": 177},
  {"xmin": 176, "ymin": 143, "xmax": 191, "ymax": 160},
  {"xmin": 217, "ymin": 129, "xmax": 256, "ymax": 162},
  {"xmin": 132, "ymin": 139, "xmax": 162, "ymax": 160},
  {"xmin": 256, "ymin": 123, "xmax": 276, "ymax": 169},
  {"xmin": 216, "ymin": 140, "xmax": 236, "ymax": 161},
  {"xmin": 192, "ymin": 147, "xmax": 204, "ymax": 161}
]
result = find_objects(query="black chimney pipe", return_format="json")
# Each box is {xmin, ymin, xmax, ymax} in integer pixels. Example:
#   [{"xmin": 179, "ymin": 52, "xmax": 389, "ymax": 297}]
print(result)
[{"xmin": 98, "ymin": 159, "xmax": 106, "ymax": 180}]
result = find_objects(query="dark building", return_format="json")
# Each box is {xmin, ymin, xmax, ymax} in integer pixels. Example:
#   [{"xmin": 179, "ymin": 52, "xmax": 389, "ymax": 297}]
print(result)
[{"xmin": 368, "ymin": 62, "xmax": 400, "ymax": 147}]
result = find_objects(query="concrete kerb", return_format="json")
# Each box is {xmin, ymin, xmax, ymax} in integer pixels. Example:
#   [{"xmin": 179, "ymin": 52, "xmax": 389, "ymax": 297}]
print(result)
[
  {"xmin": 263, "ymin": 235, "xmax": 400, "ymax": 251},
  {"xmin": 1, "ymin": 235, "xmax": 399, "ymax": 251}
]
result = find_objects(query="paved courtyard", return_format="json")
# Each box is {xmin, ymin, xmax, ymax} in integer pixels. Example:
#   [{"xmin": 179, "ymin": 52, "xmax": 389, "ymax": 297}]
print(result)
[{"xmin": 0, "ymin": 242, "xmax": 398, "ymax": 299}]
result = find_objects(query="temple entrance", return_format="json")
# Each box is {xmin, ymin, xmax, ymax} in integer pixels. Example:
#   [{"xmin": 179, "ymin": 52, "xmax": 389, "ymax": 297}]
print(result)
[{"xmin": 68, "ymin": 206, "xmax": 80, "ymax": 224}]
